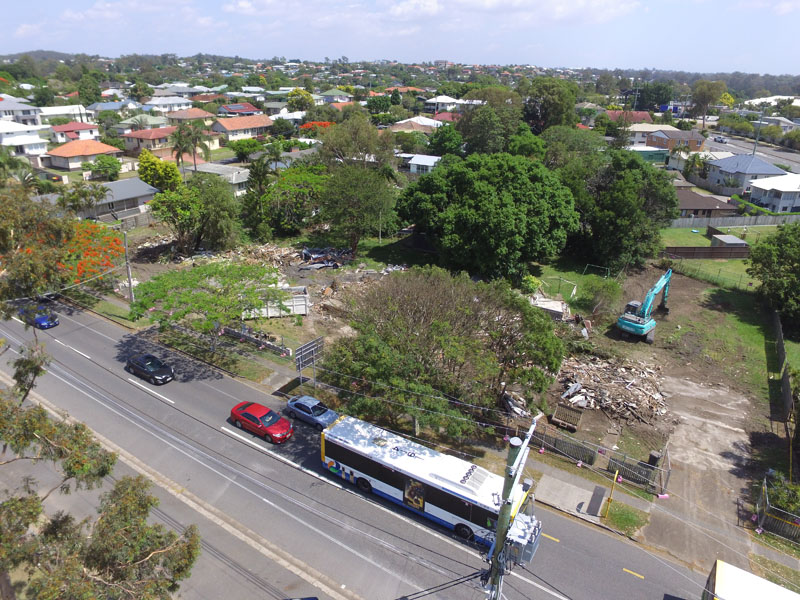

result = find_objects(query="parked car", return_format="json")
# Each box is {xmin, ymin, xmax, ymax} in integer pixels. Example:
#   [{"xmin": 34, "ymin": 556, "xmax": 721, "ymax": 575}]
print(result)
[
  {"xmin": 286, "ymin": 395, "xmax": 339, "ymax": 431},
  {"xmin": 126, "ymin": 353, "xmax": 174, "ymax": 385},
  {"xmin": 18, "ymin": 304, "xmax": 59, "ymax": 329},
  {"xmin": 714, "ymin": 136, "xmax": 728, "ymax": 143},
  {"xmin": 231, "ymin": 401, "xmax": 293, "ymax": 443}
]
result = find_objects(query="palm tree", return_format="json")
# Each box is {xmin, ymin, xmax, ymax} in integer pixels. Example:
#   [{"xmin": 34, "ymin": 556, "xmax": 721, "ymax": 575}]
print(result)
[
  {"xmin": 169, "ymin": 122, "xmax": 192, "ymax": 180},
  {"xmin": 130, "ymin": 115, "xmax": 149, "ymax": 132},
  {"xmin": 185, "ymin": 121, "xmax": 211, "ymax": 173},
  {"xmin": 0, "ymin": 147, "xmax": 29, "ymax": 187}
]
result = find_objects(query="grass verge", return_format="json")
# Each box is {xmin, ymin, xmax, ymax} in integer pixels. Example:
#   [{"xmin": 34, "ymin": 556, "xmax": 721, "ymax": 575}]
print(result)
[
  {"xmin": 750, "ymin": 553, "xmax": 800, "ymax": 593},
  {"xmin": 158, "ymin": 330, "xmax": 273, "ymax": 383},
  {"xmin": 601, "ymin": 501, "xmax": 649, "ymax": 537},
  {"xmin": 660, "ymin": 228, "xmax": 712, "ymax": 247}
]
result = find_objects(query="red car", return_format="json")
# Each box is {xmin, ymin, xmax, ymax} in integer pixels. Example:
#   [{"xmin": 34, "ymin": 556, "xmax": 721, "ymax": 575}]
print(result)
[{"xmin": 230, "ymin": 401, "xmax": 293, "ymax": 444}]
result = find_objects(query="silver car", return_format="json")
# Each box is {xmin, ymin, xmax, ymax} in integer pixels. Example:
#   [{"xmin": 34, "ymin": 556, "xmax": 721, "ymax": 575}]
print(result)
[{"xmin": 286, "ymin": 395, "xmax": 339, "ymax": 431}]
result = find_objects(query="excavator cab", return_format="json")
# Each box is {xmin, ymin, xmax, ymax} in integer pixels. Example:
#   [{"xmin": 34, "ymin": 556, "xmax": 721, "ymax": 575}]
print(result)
[{"xmin": 623, "ymin": 300, "xmax": 642, "ymax": 316}]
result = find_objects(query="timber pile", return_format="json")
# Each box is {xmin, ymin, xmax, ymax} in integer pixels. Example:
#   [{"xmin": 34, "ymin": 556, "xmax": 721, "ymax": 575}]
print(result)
[{"xmin": 558, "ymin": 356, "xmax": 667, "ymax": 425}]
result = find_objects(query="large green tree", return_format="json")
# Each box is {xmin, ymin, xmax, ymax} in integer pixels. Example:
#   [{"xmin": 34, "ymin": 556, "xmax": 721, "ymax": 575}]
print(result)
[
  {"xmin": 320, "ymin": 165, "xmax": 395, "ymax": 256},
  {"xmin": 523, "ymin": 77, "xmax": 579, "ymax": 134},
  {"xmin": 318, "ymin": 113, "xmax": 395, "ymax": 171},
  {"xmin": 748, "ymin": 223, "xmax": 800, "ymax": 324},
  {"xmin": 77, "ymin": 74, "xmax": 101, "ymax": 105},
  {"xmin": 321, "ymin": 266, "xmax": 564, "ymax": 437},
  {"xmin": 558, "ymin": 150, "xmax": 678, "ymax": 269},
  {"xmin": 455, "ymin": 105, "xmax": 506, "ymax": 154},
  {"xmin": 540, "ymin": 125, "xmax": 607, "ymax": 169},
  {"xmin": 227, "ymin": 138, "xmax": 263, "ymax": 163},
  {"xmin": 399, "ymin": 153, "xmax": 579, "ymax": 280},
  {"xmin": 287, "ymin": 88, "xmax": 314, "ymax": 112},
  {"xmin": 149, "ymin": 174, "xmax": 240, "ymax": 253},
  {"xmin": 137, "ymin": 149, "xmax": 181, "ymax": 192},
  {"xmin": 427, "ymin": 124, "xmax": 463, "ymax": 157},
  {"xmin": 692, "ymin": 80, "xmax": 727, "ymax": 129}
]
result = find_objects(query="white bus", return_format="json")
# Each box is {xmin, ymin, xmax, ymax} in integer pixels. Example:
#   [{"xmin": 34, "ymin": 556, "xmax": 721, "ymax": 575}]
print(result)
[
  {"xmin": 321, "ymin": 415, "xmax": 541, "ymax": 548},
  {"xmin": 702, "ymin": 559, "xmax": 800, "ymax": 600}
]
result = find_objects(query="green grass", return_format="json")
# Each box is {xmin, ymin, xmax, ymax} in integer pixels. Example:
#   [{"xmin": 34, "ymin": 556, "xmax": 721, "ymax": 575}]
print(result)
[
  {"xmin": 209, "ymin": 147, "xmax": 235, "ymax": 160},
  {"xmin": 601, "ymin": 501, "xmax": 649, "ymax": 537},
  {"xmin": 532, "ymin": 256, "xmax": 618, "ymax": 302},
  {"xmin": 158, "ymin": 330, "xmax": 273, "ymax": 383},
  {"xmin": 670, "ymin": 257, "xmax": 757, "ymax": 290},
  {"xmin": 661, "ymin": 228, "xmax": 712, "ymax": 247},
  {"xmin": 750, "ymin": 553, "xmax": 800, "ymax": 594},
  {"xmin": 92, "ymin": 300, "xmax": 139, "ymax": 326}
]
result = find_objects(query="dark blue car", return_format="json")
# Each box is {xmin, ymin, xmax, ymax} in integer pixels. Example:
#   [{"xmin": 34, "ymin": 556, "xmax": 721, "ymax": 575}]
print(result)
[{"xmin": 19, "ymin": 305, "xmax": 59, "ymax": 329}]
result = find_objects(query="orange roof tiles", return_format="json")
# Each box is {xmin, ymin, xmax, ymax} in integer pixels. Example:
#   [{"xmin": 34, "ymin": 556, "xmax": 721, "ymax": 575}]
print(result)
[
  {"xmin": 213, "ymin": 115, "xmax": 274, "ymax": 131},
  {"xmin": 47, "ymin": 139, "xmax": 121, "ymax": 158}
]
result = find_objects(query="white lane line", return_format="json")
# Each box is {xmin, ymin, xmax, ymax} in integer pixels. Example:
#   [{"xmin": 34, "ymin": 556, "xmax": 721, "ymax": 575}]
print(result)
[
  {"xmin": 54, "ymin": 338, "xmax": 91, "ymax": 360},
  {"xmin": 221, "ymin": 426, "xmax": 343, "ymax": 489},
  {"xmin": 202, "ymin": 381, "xmax": 243, "ymax": 402},
  {"xmin": 508, "ymin": 571, "xmax": 570, "ymax": 600},
  {"xmin": 127, "ymin": 378, "xmax": 175, "ymax": 404},
  {"xmin": 11, "ymin": 317, "xmax": 23, "ymax": 324}
]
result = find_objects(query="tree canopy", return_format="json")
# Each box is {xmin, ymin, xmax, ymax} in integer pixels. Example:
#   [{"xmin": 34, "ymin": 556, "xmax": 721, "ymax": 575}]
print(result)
[
  {"xmin": 399, "ymin": 153, "xmax": 578, "ymax": 280},
  {"xmin": 427, "ymin": 124, "xmax": 463, "ymax": 157},
  {"xmin": 138, "ymin": 149, "xmax": 181, "ymax": 192},
  {"xmin": 523, "ymin": 77, "xmax": 579, "ymax": 134},
  {"xmin": 748, "ymin": 223, "xmax": 800, "ymax": 326},
  {"xmin": 317, "ymin": 113, "xmax": 395, "ymax": 170},
  {"xmin": 321, "ymin": 266, "xmax": 564, "ymax": 438}
]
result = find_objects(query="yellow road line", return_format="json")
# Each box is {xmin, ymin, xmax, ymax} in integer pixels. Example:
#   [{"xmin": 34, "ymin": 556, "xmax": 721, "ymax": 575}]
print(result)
[
  {"xmin": 542, "ymin": 533, "xmax": 560, "ymax": 543},
  {"xmin": 623, "ymin": 568, "xmax": 644, "ymax": 580}
]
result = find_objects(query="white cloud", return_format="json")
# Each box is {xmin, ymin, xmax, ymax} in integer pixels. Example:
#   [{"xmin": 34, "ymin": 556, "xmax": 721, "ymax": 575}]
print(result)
[
  {"xmin": 737, "ymin": 0, "xmax": 800, "ymax": 13},
  {"xmin": 389, "ymin": 0, "xmax": 442, "ymax": 18},
  {"xmin": 14, "ymin": 23, "xmax": 42, "ymax": 38}
]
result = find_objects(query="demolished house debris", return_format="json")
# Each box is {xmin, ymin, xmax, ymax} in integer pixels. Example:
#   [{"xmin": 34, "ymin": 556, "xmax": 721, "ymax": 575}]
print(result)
[
  {"xmin": 299, "ymin": 247, "xmax": 354, "ymax": 270},
  {"xmin": 557, "ymin": 356, "xmax": 667, "ymax": 425}
]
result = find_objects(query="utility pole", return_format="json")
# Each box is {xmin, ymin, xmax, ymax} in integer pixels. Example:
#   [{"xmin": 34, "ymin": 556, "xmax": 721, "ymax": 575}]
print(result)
[
  {"xmin": 485, "ymin": 417, "xmax": 542, "ymax": 600},
  {"xmin": 123, "ymin": 230, "xmax": 135, "ymax": 304},
  {"xmin": 752, "ymin": 107, "xmax": 766, "ymax": 156}
]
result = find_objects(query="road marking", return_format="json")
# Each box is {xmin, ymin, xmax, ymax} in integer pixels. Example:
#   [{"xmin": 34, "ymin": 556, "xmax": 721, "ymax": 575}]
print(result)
[
  {"xmin": 11, "ymin": 317, "xmax": 23, "ymax": 324},
  {"xmin": 127, "ymin": 378, "xmax": 175, "ymax": 404},
  {"xmin": 221, "ymin": 426, "xmax": 343, "ymax": 489},
  {"xmin": 508, "ymin": 571, "xmax": 570, "ymax": 600},
  {"xmin": 623, "ymin": 567, "xmax": 644, "ymax": 579},
  {"xmin": 54, "ymin": 338, "xmax": 91, "ymax": 359},
  {"xmin": 542, "ymin": 533, "xmax": 560, "ymax": 543},
  {"xmin": 201, "ymin": 381, "xmax": 242, "ymax": 402},
  {"xmin": 56, "ymin": 312, "xmax": 118, "ymax": 342}
]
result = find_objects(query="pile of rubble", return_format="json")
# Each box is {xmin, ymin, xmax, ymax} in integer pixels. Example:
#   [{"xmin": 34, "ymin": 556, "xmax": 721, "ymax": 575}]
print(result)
[
  {"xmin": 558, "ymin": 356, "xmax": 668, "ymax": 425},
  {"xmin": 176, "ymin": 244, "xmax": 300, "ymax": 268}
]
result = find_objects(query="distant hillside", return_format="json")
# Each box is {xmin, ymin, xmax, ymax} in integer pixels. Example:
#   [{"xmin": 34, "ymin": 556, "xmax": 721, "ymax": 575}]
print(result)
[{"xmin": 0, "ymin": 50, "xmax": 84, "ymax": 62}]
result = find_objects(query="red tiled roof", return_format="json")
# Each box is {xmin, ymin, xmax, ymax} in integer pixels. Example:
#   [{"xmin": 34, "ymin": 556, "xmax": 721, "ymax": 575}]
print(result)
[
  {"xmin": 51, "ymin": 121, "xmax": 98, "ymax": 133},
  {"xmin": 122, "ymin": 126, "xmax": 177, "ymax": 140},
  {"xmin": 368, "ymin": 91, "xmax": 385, "ymax": 97},
  {"xmin": 385, "ymin": 86, "xmax": 424, "ymax": 93},
  {"xmin": 433, "ymin": 111, "xmax": 460, "ymax": 122},
  {"xmin": 605, "ymin": 110, "xmax": 653, "ymax": 124},
  {"xmin": 220, "ymin": 102, "xmax": 261, "ymax": 114},
  {"xmin": 47, "ymin": 139, "xmax": 121, "ymax": 158},
  {"xmin": 576, "ymin": 123, "xmax": 590, "ymax": 129},
  {"xmin": 66, "ymin": 132, "xmax": 78, "ymax": 140},
  {"xmin": 212, "ymin": 115, "xmax": 273, "ymax": 131},
  {"xmin": 330, "ymin": 101, "xmax": 356, "ymax": 111},
  {"xmin": 167, "ymin": 108, "xmax": 214, "ymax": 120}
]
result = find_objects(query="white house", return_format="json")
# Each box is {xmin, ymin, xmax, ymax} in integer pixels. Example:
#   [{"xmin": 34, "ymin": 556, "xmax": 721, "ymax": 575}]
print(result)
[
  {"xmin": 409, "ymin": 154, "xmax": 441, "ymax": 175},
  {"xmin": 38, "ymin": 104, "xmax": 91, "ymax": 124},
  {"xmin": 0, "ymin": 120, "xmax": 48, "ymax": 156},
  {"xmin": 424, "ymin": 95, "xmax": 459, "ymax": 113},
  {"xmin": 185, "ymin": 163, "xmax": 250, "ymax": 197},
  {"xmin": 211, "ymin": 115, "xmax": 273, "ymax": 141},
  {"xmin": 50, "ymin": 122, "xmax": 100, "ymax": 144},
  {"xmin": 750, "ymin": 173, "xmax": 800, "ymax": 213},
  {"xmin": 44, "ymin": 139, "xmax": 122, "ymax": 171},
  {"xmin": 142, "ymin": 96, "xmax": 193, "ymax": 114},
  {"xmin": 0, "ymin": 96, "xmax": 42, "ymax": 125}
]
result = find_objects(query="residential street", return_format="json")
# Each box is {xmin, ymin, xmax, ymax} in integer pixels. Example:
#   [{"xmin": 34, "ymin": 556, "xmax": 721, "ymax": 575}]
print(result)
[{"xmin": 0, "ymin": 301, "xmax": 707, "ymax": 600}]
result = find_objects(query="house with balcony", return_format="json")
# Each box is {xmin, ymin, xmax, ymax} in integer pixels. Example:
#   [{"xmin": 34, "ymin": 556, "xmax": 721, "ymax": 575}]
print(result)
[
  {"xmin": 211, "ymin": 115, "xmax": 273, "ymax": 141},
  {"xmin": 39, "ymin": 104, "xmax": 90, "ymax": 124},
  {"xmin": 627, "ymin": 123, "xmax": 678, "ymax": 145},
  {"xmin": 0, "ymin": 96, "xmax": 42, "ymax": 125},
  {"xmin": 121, "ymin": 126, "xmax": 177, "ymax": 155},
  {"xmin": 43, "ymin": 139, "xmax": 122, "ymax": 170},
  {"xmin": 50, "ymin": 122, "xmax": 100, "ymax": 144},
  {"xmin": 705, "ymin": 154, "xmax": 787, "ymax": 195},
  {"xmin": 0, "ymin": 120, "xmax": 48, "ymax": 156},
  {"xmin": 184, "ymin": 163, "xmax": 250, "ymax": 197},
  {"xmin": 750, "ymin": 173, "xmax": 800, "ymax": 212}
]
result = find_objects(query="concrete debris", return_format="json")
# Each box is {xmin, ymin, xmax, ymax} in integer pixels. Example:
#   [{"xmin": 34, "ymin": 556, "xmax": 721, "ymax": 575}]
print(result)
[
  {"xmin": 502, "ymin": 391, "xmax": 532, "ymax": 418},
  {"xmin": 300, "ymin": 247, "xmax": 354, "ymax": 269},
  {"xmin": 558, "ymin": 356, "xmax": 667, "ymax": 425}
]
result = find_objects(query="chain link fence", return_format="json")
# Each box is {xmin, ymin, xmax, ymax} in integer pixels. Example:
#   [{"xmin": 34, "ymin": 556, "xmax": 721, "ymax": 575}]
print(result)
[{"xmin": 755, "ymin": 477, "xmax": 800, "ymax": 542}]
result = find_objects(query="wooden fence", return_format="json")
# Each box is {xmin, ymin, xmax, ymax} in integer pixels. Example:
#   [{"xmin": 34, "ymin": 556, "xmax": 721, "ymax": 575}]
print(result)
[{"xmin": 663, "ymin": 246, "xmax": 750, "ymax": 259}]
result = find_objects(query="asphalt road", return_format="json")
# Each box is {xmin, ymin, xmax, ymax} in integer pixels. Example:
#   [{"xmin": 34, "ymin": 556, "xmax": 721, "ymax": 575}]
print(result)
[
  {"xmin": 0, "ymin": 301, "xmax": 708, "ymax": 600},
  {"xmin": 704, "ymin": 135, "xmax": 800, "ymax": 172}
]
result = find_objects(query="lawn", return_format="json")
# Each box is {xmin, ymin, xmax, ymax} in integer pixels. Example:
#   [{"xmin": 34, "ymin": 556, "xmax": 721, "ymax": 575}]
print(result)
[
  {"xmin": 532, "ymin": 256, "xmax": 619, "ymax": 302},
  {"xmin": 601, "ymin": 501, "xmax": 649, "ymax": 537},
  {"xmin": 670, "ymin": 257, "xmax": 757, "ymax": 290},
  {"xmin": 209, "ymin": 147, "xmax": 235, "ymax": 161},
  {"xmin": 751, "ymin": 553, "xmax": 800, "ymax": 594},
  {"xmin": 660, "ymin": 228, "xmax": 712, "ymax": 247}
]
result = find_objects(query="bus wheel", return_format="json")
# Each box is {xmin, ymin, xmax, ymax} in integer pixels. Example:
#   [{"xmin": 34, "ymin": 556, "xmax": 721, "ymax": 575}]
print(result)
[
  {"xmin": 455, "ymin": 524, "xmax": 474, "ymax": 541},
  {"xmin": 356, "ymin": 478, "xmax": 372, "ymax": 493}
]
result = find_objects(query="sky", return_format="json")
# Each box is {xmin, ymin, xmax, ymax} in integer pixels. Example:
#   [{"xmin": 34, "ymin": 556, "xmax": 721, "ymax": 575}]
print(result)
[{"xmin": 5, "ymin": 0, "xmax": 800, "ymax": 75}]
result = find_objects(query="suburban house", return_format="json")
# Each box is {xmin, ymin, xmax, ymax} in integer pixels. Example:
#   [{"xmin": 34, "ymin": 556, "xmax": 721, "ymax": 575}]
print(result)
[
  {"xmin": 121, "ymin": 126, "xmax": 177, "ymax": 155},
  {"xmin": 218, "ymin": 102, "xmax": 263, "ymax": 116},
  {"xmin": 50, "ymin": 122, "xmax": 100, "ymax": 144},
  {"xmin": 425, "ymin": 95, "xmax": 459, "ymax": 113},
  {"xmin": 626, "ymin": 145, "xmax": 669, "ymax": 164},
  {"xmin": 262, "ymin": 101, "xmax": 288, "ymax": 115},
  {"xmin": 676, "ymin": 189, "xmax": 737, "ymax": 218},
  {"xmin": 185, "ymin": 163, "xmax": 250, "ymax": 197},
  {"xmin": 647, "ymin": 129, "xmax": 705, "ymax": 152},
  {"xmin": 667, "ymin": 150, "xmax": 733, "ymax": 172},
  {"xmin": 749, "ymin": 173, "xmax": 800, "ymax": 212},
  {"xmin": 44, "ymin": 139, "xmax": 122, "ymax": 171},
  {"xmin": 706, "ymin": 155, "xmax": 787, "ymax": 195},
  {"xmin": 0, "ymin": 120, "xmax": 48, "ymax": 156},
  {"xmin": 166, "ymin": 108, "xmax": 215, "ymax": 126},
  {"xmin": 38, "ymin": 104, "xmax": 90, "ymax": 124},
  {"xmin": 385, "ymin": 86, "xmax": 425, "ymax": 94},
  {"xmin": 143, "ymin": 96, "xmax": 193, "ymax": 114},
  {"xmin": 605, "ymin": 110, "xmax": 653, "ymax": 124},
  {"xmin": 0, "ymin": 96, "xmax": 42, "ymax": 125},
  {"xmin": 211, "ymin": 115, "xmax": 273, "ymax": 141},
  {"xmin": 627, "ymin": 123, "xmax": 677, "ymax": 145},
  {"xmin": 759, "ymin": 115, "xmax": 798, "ymax": 133},
  {"xmin": 39, "ymin": 177, "xmax": 159, "ymax": 223},
  {"xmin": 86, "ymin": 100, "xmax": 141, "ymax": 118},
  {"xmin": 409, "ymin": 154, "xmax": 441, "ymax": 174},
  {"xmin": 112, "ymin": 114, "xmax": 169, "ymax": 136},
  {"xmin": 320, "ymin": 88, "xmax": 354, "ymax": 103},
  {"xmin": 192, "ymin": 93, "xmax": 227, "ymax": 103},
  {"xmin": 389, "ymin": 116, "xmax": 443, "ymax": 135},
  {"xmin": 433, "ymin": 111, "xmax": 460, "ymax": 123}
]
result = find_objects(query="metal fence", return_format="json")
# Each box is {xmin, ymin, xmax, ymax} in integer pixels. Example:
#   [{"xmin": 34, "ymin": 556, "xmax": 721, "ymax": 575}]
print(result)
[
  {"xmin": 663, "ymin": 255, "xmax": 756, "ymax": 291},
  {"xmin": 755, "ymin": 477, "xmax": 800, "ymax": 541},
  {"xmin": 670, "ymin": 214, "xmax": 800, "ymax": 228},
  {"xmin": 532, "ymin": 424, "xmax": 671, "ymax": 494}
]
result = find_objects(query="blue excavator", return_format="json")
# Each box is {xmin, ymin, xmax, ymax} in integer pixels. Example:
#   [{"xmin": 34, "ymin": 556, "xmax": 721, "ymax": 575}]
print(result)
[{"xmin": 616, "ymin": 269, "xmax": 672, "ymax": 344}]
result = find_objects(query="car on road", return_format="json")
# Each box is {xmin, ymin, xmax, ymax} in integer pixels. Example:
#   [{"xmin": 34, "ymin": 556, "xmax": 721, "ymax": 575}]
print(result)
[
  {"xmin": 286, "ymin": 395, "xmax": 339, "ymax": 431},
  {"xmin": 19, "ymin": 304, "xmax": 59, "ymax": 329},
  {"xmin": 126, "ymin": 353, "xmax": 174, "ymax": 385},
  {"xmin": 231, "ymin": 401, "xmax": 293, "ymax": 443},
  {"xmin": 713, "ymin": 136, "xmax": 728, "ymax": 143}
]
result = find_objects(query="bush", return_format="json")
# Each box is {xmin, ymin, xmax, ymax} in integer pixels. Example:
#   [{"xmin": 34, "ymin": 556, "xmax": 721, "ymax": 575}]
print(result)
[
  {"xmin": 520, "ymin": 274, "xmax": 542, "ymax": 294},
  {"xmin": 769, "ymin": 477, "xmax": 800, "ymax": 515},
  {"xmin": 573, "ymin": 277, "xmax": 622, "ymax": 314}
]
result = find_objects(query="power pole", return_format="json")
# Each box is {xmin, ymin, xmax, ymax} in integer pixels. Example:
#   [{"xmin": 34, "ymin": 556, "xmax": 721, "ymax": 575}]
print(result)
[
  {"xmin": 485, "ymin": 417, "xmax": 542, "ymax": 600},
  {"xmin": 123, "ymin": 230, "xmax": 135, "ymax": 304},
  {"xmin": 752, "ymin": 107, "xmax": 766, "ymax": 156}
]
